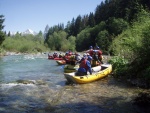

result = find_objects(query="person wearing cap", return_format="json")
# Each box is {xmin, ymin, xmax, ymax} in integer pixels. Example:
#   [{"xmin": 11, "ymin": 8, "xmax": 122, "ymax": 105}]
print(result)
[
  {"xmin": 63, "ymin": 52, "xmax": 71, "ymax": 64},
  {"xmin": 53, "ymin": 52, "xmax": 58, "ymax": 58},
  {"xmin": 86, "ymin": 46, "xmax": 93, "ymax": 57},
  {"xmin": 76, "ymin": 56, "xmax": 92, "ymax": 76},
  {"xmin": 92, "ymin": 50, "xmax": 101, "ymax": 66},
  {"xmin": 95, "ymin": 46, "xmax": 103, "ymax": 64}
]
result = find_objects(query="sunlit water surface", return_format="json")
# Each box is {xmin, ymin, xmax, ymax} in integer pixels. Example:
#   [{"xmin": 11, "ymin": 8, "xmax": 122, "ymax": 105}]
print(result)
[{"xmin": 0, "ymin": 53, "xmax": 148, "ymax": 113}]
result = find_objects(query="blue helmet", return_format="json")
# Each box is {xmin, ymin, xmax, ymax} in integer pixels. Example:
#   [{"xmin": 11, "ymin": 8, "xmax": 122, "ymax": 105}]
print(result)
[
  {"xmin": 89, "ymin": 46, "xmax": 93, "ymax": 49},
  {"xmin": 88, "ymin": 56, "xmax": 93, "ymax": 61},
  {"xmin": 96, "ymin": 46, "xmax": 100, "ymax": 49}
]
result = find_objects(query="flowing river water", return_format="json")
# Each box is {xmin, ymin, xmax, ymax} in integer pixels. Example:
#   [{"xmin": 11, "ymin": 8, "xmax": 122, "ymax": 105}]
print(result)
[{"xmin": 0, "ymin": 53, "xmax": 149, "ymax": 113}]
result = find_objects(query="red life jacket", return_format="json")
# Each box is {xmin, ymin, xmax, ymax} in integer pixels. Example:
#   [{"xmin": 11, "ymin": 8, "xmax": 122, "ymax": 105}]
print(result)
[
  {"xmin": 80, "ymin": 59, "xmax": 88, "ymax": 70},
  {"xmin": 65, "ymin": 55, "xmax": 71, "ymax": 61},
  {"xmin": 89, "ymin": 49, "xmax": 93, "ymax": 56},
  {"xmin": 97, "ymin": 50, "xmax": 102, "ymax": 58}
]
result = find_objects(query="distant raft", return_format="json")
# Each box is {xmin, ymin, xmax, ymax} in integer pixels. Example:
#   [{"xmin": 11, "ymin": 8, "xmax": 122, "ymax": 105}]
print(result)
[{"xmin": 64, "ymin": 64, "xmax": 112, "ymax": 84}]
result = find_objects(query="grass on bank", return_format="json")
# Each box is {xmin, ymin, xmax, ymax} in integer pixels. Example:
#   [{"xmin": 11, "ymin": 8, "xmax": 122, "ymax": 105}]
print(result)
[{"xmin": 1, "ymin": 34, "xmax": 49, "ymax": 54}]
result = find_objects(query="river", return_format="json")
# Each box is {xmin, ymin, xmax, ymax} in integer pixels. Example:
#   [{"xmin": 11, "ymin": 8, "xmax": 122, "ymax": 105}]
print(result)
[{"xmin": 0, "ymin": 53, "xmax": 148, "ymax": 113}]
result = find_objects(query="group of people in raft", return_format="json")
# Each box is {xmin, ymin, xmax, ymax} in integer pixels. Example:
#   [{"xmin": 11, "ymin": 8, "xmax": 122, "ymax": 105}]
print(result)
[
  {"xmin": 77, "ymin": 46, "xmax": 103, "ymax": 76},
  {"xmin": 52, "ymin": 46, "xmax": 103, "ymax": 76}
]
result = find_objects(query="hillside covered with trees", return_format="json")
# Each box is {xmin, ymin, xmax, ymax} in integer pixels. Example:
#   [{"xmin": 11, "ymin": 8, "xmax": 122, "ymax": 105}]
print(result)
[{"xmin": 44, "ymin": 0, "xmax": 150, "ymax": 52}]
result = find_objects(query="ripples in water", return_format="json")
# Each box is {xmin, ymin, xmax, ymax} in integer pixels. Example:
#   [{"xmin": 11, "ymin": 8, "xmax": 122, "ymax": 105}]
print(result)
[{"xmin": 0, "ymin": 54, "xmax": 149, "ymax": 113}]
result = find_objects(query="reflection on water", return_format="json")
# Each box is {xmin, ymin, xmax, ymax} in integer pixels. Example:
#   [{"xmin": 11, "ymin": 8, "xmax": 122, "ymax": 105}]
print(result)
[{"xmin": 0, "ymin": 54, "xmax": 149, "ymax": 113}]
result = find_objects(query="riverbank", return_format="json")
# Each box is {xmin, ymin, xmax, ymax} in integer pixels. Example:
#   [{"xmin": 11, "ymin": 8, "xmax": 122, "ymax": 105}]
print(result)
[{"xmin": 0, "ymin": 51, "xmax": 47, "ymax": 56}]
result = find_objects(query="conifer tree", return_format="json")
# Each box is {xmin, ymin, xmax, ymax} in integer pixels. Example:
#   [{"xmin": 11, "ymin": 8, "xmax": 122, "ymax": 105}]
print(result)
[
  {"xmin": 69, "ymin": 18, "xmax": 75, "ymax": 36},
  {"xmin": 88, "ymin": 12, "xmax": 95, "ymax": 27},
  {"xmin": 0, "ymin": 15, "xmax": 5, "ymax": 45},
  {"xmin": 8, "ymin": 31, "xmax": 11, "ymax": 36},
  {"xmin": 74, "ymin": 15, "xmax": 82, "ymax": 36}
]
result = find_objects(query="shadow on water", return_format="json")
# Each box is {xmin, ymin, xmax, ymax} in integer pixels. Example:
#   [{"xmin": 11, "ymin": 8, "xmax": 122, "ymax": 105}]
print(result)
[
  {"xmin": 47, "ymin": 97, "xmax": 135, "ymax": 113},
  {"xmin": 0, "ymin": 90, "xmax": 138, "ymax": 113}
]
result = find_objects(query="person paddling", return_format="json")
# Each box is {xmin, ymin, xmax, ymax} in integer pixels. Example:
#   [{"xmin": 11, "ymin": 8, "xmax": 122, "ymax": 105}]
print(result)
[{"xmin": 76, "ymin": 56, "xmax": 92, "ymax": 76}]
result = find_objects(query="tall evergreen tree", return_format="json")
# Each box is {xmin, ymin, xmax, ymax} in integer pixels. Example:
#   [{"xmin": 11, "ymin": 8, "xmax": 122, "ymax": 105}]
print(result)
[
  {"xmin": 69, "ymin": 18, "xmax": 75, "ymax": 36},
  {"xmin": 74, "ymin": 15, "xmax": 82, "ymax": 36},
  {"xmin": 65, "ymin": 21, "xmax": 71, "ymax": 36},
  {"xmin": 58, "ymin": 23, "xmax": 64, "ymax": 30},
  {"xmin": 81, "ymin": 14, "xmax": 89, "ymax": 29},
  {"xmin": 94, "ymin": 1, "xmax": 105, "ymax": 24},
  {"xmin": 8, "ymin": 31, "xmax": 11, "ymax": 36},
  {"xmin": 44, "ymin": 24, "xmax": 49, "ymax": 39},
  {"xmin": 0, "ymin": 15, "xmax": 5, "ymax": 45},
  {"xmin": 88, "ymin": 12, "xmax": 95, "ymax": 27}
]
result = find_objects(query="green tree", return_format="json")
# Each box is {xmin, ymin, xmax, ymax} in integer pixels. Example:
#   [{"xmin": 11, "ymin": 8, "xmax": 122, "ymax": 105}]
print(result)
[
  {"xmin": 81, "ymin": 15, "xmax": 89, "ymax": 29},
  {"xmin": 88, "ymin": 12, "xmax": 95, "ymax": 27},
  {"xmin": 68, "ymin": 36, "xmax": 76, "ymax": 51},
  {"xmin": 94, "ymin": 1, "xmax": 105, "ymax": 24},
  {"xmin": 65, "ymin": 21, "xmax": 71, "ymax": 35},
  {"xmin": 69, "ymin": 18, "xmax": 75, "ymax": 36},
  {"xmin": 47, "ymin": 30, "xmax": 69, "ymax": 51},
  {"xmin": 0, "ymin": 15, "xmax": 5, "ymax": 45},
  {"xmin": 76, "ymin": 28, "xmax": 92, "ymax": 51},
  {"xmin": 96, "ymin": 30, "xmax": 110, "ymax": 53},
  {"xmin": 106, "ymin": 18, "xmax": 129, "ymax": 35},
  {"xmin": 74, "ymin": 15, "xmax": 82, "ymax": 36},
  {"xmin": 8, "ymin": 31, "xmax": 11, "ymax": 36}
]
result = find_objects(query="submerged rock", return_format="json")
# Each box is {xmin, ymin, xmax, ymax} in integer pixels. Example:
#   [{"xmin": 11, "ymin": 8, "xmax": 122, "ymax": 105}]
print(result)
[
  {"xmin": 16, "ymin": 80, "xmax": 36, "ymax": 84},
  {"xmin": 16, "ymin": 80, "xmax": 47, "ymax": 85}
]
